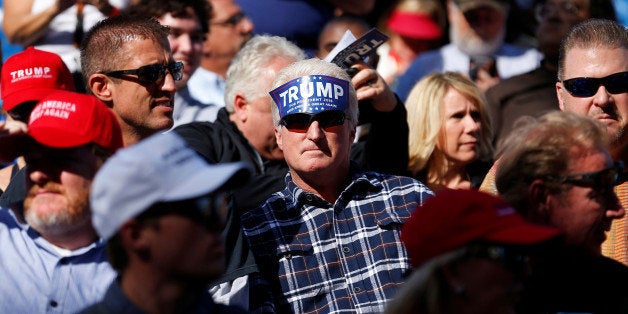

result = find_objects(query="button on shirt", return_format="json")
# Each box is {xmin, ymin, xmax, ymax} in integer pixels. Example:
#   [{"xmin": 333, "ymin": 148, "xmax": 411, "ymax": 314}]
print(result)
[
  {"xmin": 0, "ymin": 208, "xmax": 116, "ymax": 313},
  {"xmin": 242, "ymin": 167, "xmax": 433, "ymax": 313}
]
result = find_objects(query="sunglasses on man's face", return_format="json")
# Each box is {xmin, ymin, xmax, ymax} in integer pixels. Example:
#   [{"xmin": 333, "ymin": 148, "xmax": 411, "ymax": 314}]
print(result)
[
  {"xmin": 550, "ymin": 161, "xmax": 625, "ymax": 190},
  {"xmin": 143, "ymin": 192, "xmax": 230, "ymax": 232},
  {"xmin": 279, "ymin": 110, "xmax": 347, "ymax": 133},
  {"xmin": 102, "ymin": 61, "xmax": 184, "ymax": 85},
  {"xmin": 562, "ymin": 71, "xmax": 628, "ymax": 97}
]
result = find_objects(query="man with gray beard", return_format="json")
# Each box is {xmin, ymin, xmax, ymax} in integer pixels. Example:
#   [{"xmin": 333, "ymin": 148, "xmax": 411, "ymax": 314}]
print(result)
[{"xmin": 394, "ymin": 0, "xmax": 542, "ymax": 101}]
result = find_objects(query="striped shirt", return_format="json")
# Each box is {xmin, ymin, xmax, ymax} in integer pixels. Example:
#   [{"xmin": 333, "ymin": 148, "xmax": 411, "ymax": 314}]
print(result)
[{"xmin": 242, "ymin": 167, "xmax": 433, "ymax": 313}]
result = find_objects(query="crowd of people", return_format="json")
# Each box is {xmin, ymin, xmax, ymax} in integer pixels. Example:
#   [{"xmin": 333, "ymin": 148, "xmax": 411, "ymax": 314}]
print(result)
[{"xmin": 0, "ymin": 0, "xmax": 627, "ymax": 313}]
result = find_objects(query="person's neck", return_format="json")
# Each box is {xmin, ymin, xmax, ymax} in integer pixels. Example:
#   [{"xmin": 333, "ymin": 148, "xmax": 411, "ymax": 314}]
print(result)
[
  {"xmin": 121, "ymin": 266, "xmax": 203, "ymax": 314},
  {"xmin": 199, "ymin": 55, "xmax": 231, "ymax": 79},
  {"xmin": 41, "ymin": 222, "xmax": 98, "ymax": 251},
  {"xmin": 426, "ymin": 158, "xmax": 470, "ymax": 191},
  {"xmin": 290, "ymin": 166, "xmax": 350, "ymax": 204}
]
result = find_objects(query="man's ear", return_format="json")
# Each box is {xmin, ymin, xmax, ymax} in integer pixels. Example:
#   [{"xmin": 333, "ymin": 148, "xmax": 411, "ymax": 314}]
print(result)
[
  {"xmin": 88, "ymin": 74, "xmax": 113, "ymax": 103},
  {"xmin": 232, "ymin": 93, "xmax": 249, "ymax": 122},
  {"xmin": 556, "ymin": 82, "xmax": 566, "ymax": 111},
  {"xmin": 276, "ymin": 126, "xmax": 283, "ymax": 150},
  {"xmin": 119, "ymin": 219, "xmax": 151, "ymax": 255},
  {"xmin": 529, "ymin": 179, "xmax": 552, "ymax": 222}
]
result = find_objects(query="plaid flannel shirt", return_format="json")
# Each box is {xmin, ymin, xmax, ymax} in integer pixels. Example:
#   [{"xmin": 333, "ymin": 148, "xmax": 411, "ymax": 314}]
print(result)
[{"xmin": 242, "ymin": 166, "xmax": 433, "ymax": 313}]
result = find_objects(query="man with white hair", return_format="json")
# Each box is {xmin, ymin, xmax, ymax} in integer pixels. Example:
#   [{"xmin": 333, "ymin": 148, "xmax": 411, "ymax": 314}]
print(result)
[{"xmin": 395, "ymin": 0, "xmax": 542, "ymax": 101}]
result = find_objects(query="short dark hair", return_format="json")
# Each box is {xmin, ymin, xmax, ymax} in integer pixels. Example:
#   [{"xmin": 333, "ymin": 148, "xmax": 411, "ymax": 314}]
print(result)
[
  {"xmin": 127, "ymin": 0, "xmax": 212, "ymax": 34},
  {"xmin": 558, "ymin": 19, "xmax": 628, "ymax": 80}
]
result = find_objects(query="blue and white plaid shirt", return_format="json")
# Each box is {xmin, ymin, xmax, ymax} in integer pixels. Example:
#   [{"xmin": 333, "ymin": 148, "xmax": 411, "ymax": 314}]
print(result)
[{"xmin": 242, "ymin": 166, "xmax": 433, "ymax": 313}]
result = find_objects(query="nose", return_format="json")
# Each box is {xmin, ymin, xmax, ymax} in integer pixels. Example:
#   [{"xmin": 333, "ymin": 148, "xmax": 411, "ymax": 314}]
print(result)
[
  {"xmin": 238, "ymin": 16, "xmax": 254, "ymax": 34},
  {"xmin": 604, "ymin": 191, "xmax": 625, "ymax": 219},
  {"xmin": 176, "ymin": 34, "xmax": 193, "ymax": 55},
  {"xmin": 592, "ymin": 85, "xmax": 611, "ymax": 108},
  {"xmin": 28, "ymin": 167, "xmax": 52, "ymax": 186},
  {"xmin": 162, "ymin": 71, "xmax": 178, "ymax": 91},
  {"xmin": 306, "ymin": 121, "xmax": 324, "ymax": 140},
  {"xmin": 464, "ymin": 115, "xmax": 481, "ymax": 133}
]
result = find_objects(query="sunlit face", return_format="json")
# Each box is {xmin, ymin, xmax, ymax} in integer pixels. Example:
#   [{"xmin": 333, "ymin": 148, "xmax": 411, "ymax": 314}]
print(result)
[
  {"xmin": 146, "ymin": 214, "xmax": 225, "ymax": 281},
  {"xmin": 108, "ymin": 39, "xmax": 177, "ymax": 137},
  {"xmin": 235, "ymin": 58, "xmax": 293, "ymax": 161},
  {"xmin": 158, "ymin": 9, "xmax": 204, "ymax": 88},
  {"xmin": 437, "ymin": 88, "xmax": 482, "ymax": 167},
  {"xmin": 276, "ymin": 112, "xmax": 356, "ymax": 181},
  {"xmin": 557, "ymin": 47, "xmax": 628, "ymax": 144},
  {"xmin": 23, "ymin": 145, "xmax": 98, "ymax": 236},
  {"xmin": 448, "ymin": 1, "xmax": 506, "ymax": 56},
  {"xmin": 547, "ymin": 150, "xmax": 624, "ymax": 255},
  {"xmin": 205, "ymin": 0, "xmax": 254, "ymax": 70}
]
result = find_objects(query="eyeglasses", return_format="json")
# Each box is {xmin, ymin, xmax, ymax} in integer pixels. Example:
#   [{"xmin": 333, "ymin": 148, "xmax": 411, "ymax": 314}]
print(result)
[
  {"xmin": 279, "ymin": 110, "xmax": 347, "ymax": 133},
  {"xmin": 562, "ymin": 71, "xmax": 628, "ymax": 97},
  {"xmin": 548, "ymin": 161, "xmax": 625, "ymax": 189},
  {"xmin": 144, "ymin": 192, "xmax": 230, "ymax": 232},
  {"xmin": 102, "ymin": 62, "xmax": 184, "ymax": 85},
  {"xmin": 466, "ymin": 243, "xmax": 531, "ymax": 275},
  {"xmin": 535, "ymin": 0, "xmax": 584, "ymax": 21},
  {"xmin": 211, "ymin": 12, "xmax": 247, "ymax": 27}
]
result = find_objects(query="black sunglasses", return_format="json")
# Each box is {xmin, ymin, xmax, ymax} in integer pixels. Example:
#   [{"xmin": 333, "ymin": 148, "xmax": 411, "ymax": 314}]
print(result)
[
  {"xmin": 212, "ymin": 12, "xmax": 246, "ymax": 26},
  {"xmin": 143, "ymin": 192, "xmax": 230, "ymax": 232},
  {"xmin": 562, "ymin": 71, "xmax": 628, "ymax": 97},
  {"xmin": 102, "ymin": 61, "xmax": 183, "ymax": 85},
  {"xmin": 279, "ymin": 110, "xmax": 347, "ymax": 133},
  {"xmin": 549, "ymin": 161, "xmax": 625, "ymax": 189}
]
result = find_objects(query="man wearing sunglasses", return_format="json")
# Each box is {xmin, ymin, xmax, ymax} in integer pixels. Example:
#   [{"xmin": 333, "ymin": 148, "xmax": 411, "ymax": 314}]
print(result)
[
  {"xmin": 494, "ymin": 111, "xmax": 628, "ymax": 312},
  {"xmin": 127, "ymin": 0, "xmax": 220, "ymax": 127},
  {"xmin": 82, "ymin": 132, "xmax": 250, "ymax": 314},
  {"xmin": 240, "ymin": 58, "xmax": 433, "ymax": 313},
  {"xmin": 81, "ymin": 15, "xmax": 179, "ymax": 147},
  {"xmin": 554, "ymin": 19, "xmax": 628, "ymax": 266}
]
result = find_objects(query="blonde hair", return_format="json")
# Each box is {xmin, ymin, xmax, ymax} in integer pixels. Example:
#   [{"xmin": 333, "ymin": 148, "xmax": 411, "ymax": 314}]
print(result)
[{"xmin": 406, "ymin": 72, "xmax": 492, "ymax": 176}]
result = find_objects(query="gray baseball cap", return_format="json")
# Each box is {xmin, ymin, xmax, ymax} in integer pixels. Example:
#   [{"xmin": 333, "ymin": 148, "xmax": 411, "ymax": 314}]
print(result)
[{"xmin": 90, "ymin": 132, "xmax": 251, "ymax": 240}]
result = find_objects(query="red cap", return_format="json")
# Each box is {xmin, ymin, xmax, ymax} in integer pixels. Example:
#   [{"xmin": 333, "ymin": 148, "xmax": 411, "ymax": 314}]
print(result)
[
  {"xmin": 401, "ymin": 189, "xmax": 560, "ymax": 268},
  {"xmin": 1, "ymin": 47, "xmax": 76, "ymax": 112},
  {"xmin": 386, "ymin": 11, "xmax": 443, "ymax": 40},
  {"xmin": 0, "ymin": 91, "xmax": 123, "ymax": 162}
]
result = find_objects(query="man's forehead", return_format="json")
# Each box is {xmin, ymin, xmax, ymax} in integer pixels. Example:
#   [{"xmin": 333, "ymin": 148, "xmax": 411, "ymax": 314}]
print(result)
[{"xmin": 564, "ymin": 46, "xmax": 628, "ymax": 78}]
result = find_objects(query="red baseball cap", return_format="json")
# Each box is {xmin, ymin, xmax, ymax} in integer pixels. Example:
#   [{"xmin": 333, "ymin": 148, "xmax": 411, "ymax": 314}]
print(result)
[
  {"xmin": 0, "ymin": 91, "xmax": 123, "ymax": 162},
  {"xmin": 1, "ymin": 46, "xmax": 76, "ymax": 112},
  {"xmin": 401, "ymin": 189, "xmax": 560, "ymax": 268},
  {"xmin": 387, "ymin": 10, "xmax": 443, "ymax": 40}
]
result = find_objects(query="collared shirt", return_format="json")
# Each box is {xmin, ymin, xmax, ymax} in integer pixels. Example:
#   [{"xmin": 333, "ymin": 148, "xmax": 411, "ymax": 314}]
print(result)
[
  {"xmin": 173, "ymin": 85, "xmax": 221, "ymax": 127},
  {"xmin": 0, "ymin": 207, "xmax": 116, "ymax": 314},
  {"xmin": 242, "ymin": 166, "xmax": 433, "ymax": 313},
  {"xmin": 186, "ymin": 67, "xmax": 226, "ymax": 108}
]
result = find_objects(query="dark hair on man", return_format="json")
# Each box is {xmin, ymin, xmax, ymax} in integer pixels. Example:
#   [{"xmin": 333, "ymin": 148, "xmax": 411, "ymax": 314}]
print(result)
[
  {"xmin": 558, "ymin": 19, "xmax": 628, "ymax": 80},
  {"xmin": 80, "ymin": 14, "xmax": 170, "ymax": 88},
  {"xmin": 126, "ymin": 0, "xmax": 212, "ymax": 34}
]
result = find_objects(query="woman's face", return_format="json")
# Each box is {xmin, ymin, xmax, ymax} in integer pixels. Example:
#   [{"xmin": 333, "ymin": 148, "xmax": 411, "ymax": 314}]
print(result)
[{"xmin": 437, "ymin": 88, "xmax": 482, "ymax": 167}]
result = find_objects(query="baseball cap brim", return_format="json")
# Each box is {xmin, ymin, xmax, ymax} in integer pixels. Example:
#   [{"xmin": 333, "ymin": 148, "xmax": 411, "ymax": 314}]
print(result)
[
  {"xmin": 484, "ymin": 220, "xmax": 562, "ymax": 245},
  {"xmin": 2, "ymin": 88, "xmax": 60, "ymax": 113},
  {"xmin": 162, "ymin": 162, "xmax": 251, "ymax": 202}
]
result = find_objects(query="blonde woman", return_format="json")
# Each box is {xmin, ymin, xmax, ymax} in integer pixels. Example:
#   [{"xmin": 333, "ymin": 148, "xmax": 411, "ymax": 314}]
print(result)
[{"xmin": 407, "ymin": 72, "xmax": 493, "ymax": 191}]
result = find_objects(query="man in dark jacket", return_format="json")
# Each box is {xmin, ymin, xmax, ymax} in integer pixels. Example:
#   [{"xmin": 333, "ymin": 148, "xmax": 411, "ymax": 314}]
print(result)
[{"xmin": 174, "ymin": 34, "xmax": 409, "ymax": 311}]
